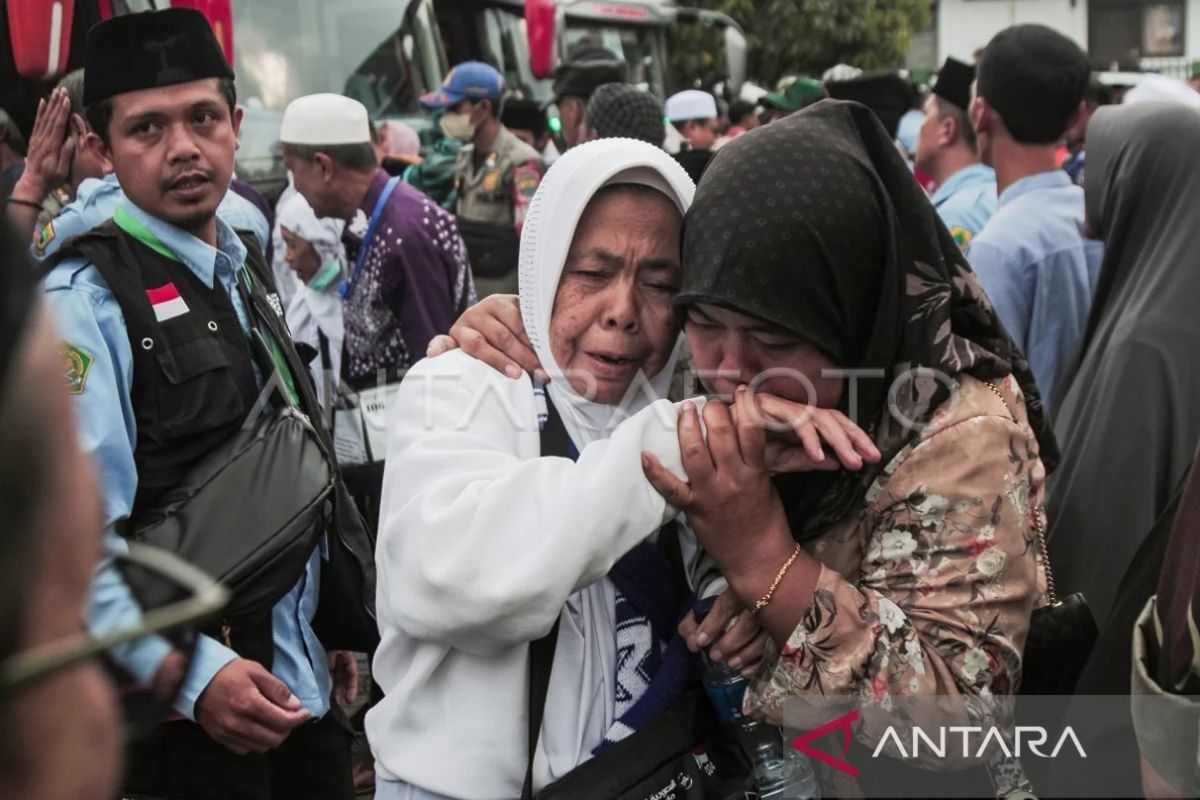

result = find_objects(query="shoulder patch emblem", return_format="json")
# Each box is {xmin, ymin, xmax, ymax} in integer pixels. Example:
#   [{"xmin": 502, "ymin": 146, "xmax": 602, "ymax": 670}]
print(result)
[
  {"xmin": 514, "ymin": 164, "xmax": 541, "ymax": 199},
  {"xmin": 950, "ymin": 226, "xmax": 973, "ymax": 250},
  {"xmin": 33, "ymin": 220, "xmax": 55, "ymax": 256},
  {"xmin": 62, "ymin": 342, "xmax": 94, "ymax": 395}
]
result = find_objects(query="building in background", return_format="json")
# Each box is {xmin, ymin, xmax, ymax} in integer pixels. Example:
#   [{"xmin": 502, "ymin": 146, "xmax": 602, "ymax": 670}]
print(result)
[{"xmin": 910, "ymin": 0, "xmax": 1198, "ymax": 78}]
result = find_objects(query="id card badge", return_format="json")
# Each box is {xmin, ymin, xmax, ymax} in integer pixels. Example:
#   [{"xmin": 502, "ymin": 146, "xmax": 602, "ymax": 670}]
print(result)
[
  {"xmin": 333, "ymin": 405, "xmax": 369, "ymax": 465},
  {"xmin": 357, "ymin": 382, "xmax": 402, "ymax": 462}
]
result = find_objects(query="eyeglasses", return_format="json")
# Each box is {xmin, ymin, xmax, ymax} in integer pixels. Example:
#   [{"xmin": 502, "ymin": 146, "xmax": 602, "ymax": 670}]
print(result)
[{"xmin": 0, "ymin": 541, "xmax": 229, "ymax": 736}]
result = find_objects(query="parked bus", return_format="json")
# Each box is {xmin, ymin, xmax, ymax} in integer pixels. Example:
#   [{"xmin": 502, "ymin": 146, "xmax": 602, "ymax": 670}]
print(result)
[
  {"xmin": 433, "ymin": 0, "xmax": 746, "ymax": 103},
  {"xmin": 3, "ymin": 0, "xmax": 448, "ymax": 200}
]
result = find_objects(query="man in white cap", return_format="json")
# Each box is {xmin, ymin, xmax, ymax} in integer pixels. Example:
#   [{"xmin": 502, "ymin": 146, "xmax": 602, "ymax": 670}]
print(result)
[
  {"xmin": 281, "ymin": 93, "xmax": 476, "ymax": 391},
  {"xmin": 665, "ymin": 89, "xmax": 719, "ymax": 182}
]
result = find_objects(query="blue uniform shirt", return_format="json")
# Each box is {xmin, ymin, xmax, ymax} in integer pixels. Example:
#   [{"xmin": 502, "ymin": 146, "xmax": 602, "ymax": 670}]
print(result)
[
  {"xmin": 967, "ymin": 170, "xmax": 1105, "ymax": 413},
  {"xmin": 42, "ymin": 199, "xmax": 331, "ymax": 721},
  {"xmin": 932, "ymin": 163, "xmax": 998, "ymax": 251},
  {"xmin": 895, "ymin": 109, "xmax": 925, "ymax": 156},
  {"xmin": 34, "ymin": 172, "xmax": 271, "ymax": 259}
]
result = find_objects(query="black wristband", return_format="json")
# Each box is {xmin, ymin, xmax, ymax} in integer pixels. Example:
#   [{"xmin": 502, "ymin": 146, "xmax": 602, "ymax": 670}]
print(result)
[{"xmin": 6, "ymin": 197, "xmax": 42, "ymax": 210}]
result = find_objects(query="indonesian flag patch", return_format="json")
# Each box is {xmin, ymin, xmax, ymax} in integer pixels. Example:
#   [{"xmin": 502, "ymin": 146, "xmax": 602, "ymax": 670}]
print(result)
[{"xmin": 146, "ymin": 283, "xmax": 189, "ymax": 322}]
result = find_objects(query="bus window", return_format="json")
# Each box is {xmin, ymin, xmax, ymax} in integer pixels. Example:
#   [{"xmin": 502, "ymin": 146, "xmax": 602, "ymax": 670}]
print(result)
[
  {"xmin": 482, "ymin": 7, "xmax": 554, "ymax": 102},
  {"xmin": 563, "ymin": 24, "xmax": 665, "ymax": 96},
  {"xmin": 233, "ymin": 0, "xmax": 443, "ymax": 116}
]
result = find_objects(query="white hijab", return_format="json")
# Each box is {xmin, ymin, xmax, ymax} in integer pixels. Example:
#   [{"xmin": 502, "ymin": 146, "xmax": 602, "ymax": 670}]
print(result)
[
  {"xmin": 516, "ymin": 138, "xmax": 695, "ymax": 786},
  {"xmin": 518, "ymin": 137, "xmax": 696, "ymax": 449},
  {"xmin": 277, "ymin": 191, "xmax": 347, "ymax": 407}
]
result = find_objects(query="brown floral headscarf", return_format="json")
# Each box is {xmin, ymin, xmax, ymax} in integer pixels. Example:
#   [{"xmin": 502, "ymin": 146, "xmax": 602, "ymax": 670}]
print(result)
[{"xmin": 676, "ymin": 99, "xmax": 1058, "ymax": 540}]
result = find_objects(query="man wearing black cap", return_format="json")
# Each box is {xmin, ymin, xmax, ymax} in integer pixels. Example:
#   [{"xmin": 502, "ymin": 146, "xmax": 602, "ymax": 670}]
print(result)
[
  {"xmin": 966, "ymin": 24, "xmax": 1104, "ymax": 415},
  {"xmin": 41, "ymin": 9, "xmax": 360, "ymax": 798},
  {"xmin": 914, "ymin": 57, "xmax": 997, "ymax": 250},
  {"xmin": 550, "ymin": 44, "xmax": 628, "ymax": 151}
]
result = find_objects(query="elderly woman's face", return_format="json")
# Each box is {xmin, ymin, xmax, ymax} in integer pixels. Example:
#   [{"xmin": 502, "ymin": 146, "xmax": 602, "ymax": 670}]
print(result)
[{"xmin": 550, "ymin": 187, "xmax": 683, "ymax": 405}]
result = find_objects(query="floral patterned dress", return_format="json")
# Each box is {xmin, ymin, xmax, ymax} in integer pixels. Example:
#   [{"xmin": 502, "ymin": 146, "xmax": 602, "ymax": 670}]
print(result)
[{"xmin": 745, "ymin": 375, "xmax": 1048, "ymax": 754}]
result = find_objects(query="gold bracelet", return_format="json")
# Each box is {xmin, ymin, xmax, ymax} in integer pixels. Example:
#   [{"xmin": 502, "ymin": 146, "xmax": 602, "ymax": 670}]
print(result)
[{"xmin": 752, "ymin": 543, "xmax": 803, "ymax": 615}]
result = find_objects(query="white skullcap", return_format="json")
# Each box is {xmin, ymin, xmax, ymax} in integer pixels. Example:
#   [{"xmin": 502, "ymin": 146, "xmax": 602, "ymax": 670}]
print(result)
[
  {"xmin": 665, "ymin": 89, "xmax": 717, "ymax": 122},
  {"xmin": 280, "ymin": 93, "xmax": 371, "ymax": 145}
]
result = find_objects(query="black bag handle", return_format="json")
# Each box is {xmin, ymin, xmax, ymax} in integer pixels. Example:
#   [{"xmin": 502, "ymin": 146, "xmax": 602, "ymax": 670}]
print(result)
[{"xmin": 522, "ymin": 387, "xmax": 572, "ymax": 800}]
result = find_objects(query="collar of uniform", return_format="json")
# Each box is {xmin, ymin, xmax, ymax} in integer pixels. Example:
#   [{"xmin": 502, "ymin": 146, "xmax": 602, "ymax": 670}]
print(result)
[
  {"xmin": 997, "ymin": 168, "xmax": 1072, "ymax": 209},
  {"xmin": 931, "ymin": 163, "xmax": 995, "ymax": 206},
  {"xmin": 462, "ymin": 127, "xmax": 512, "ymax": 165},
  {"xmin": 491, "ymin": 125, "xmax": 517, "ymax": 156},
  {"xmin": 71, "ymin": 172, "xmax": 122, "ymax": 211},
  {"xmin": 119, "ymin": 198, "xmax": 247, "ymax": 289}
]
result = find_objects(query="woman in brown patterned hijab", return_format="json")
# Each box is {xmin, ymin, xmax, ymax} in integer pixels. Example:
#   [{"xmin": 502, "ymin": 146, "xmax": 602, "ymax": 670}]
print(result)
[
  {"xmin": 674, "ymin": 99, "xmax": 1057, "ymax": 540},
  {"xmin": 642, "ymin": 99, "xmax": 1055, "ymax": 794}
]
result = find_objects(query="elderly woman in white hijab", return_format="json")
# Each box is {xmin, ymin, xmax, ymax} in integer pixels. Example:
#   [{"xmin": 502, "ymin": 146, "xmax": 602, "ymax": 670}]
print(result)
[
  {"xmin": 366, "ymin": 138, "xmax": 752, "ymax": 800},
  {"xmin": 276, "ymin": 191, "xmax": 347, "ymax": 408}
]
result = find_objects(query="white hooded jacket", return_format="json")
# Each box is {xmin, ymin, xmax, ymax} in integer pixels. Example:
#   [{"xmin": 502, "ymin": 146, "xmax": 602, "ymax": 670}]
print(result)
[{"xmin": 367, "ymin": 139, "xmax": 699, "ymax": 800}]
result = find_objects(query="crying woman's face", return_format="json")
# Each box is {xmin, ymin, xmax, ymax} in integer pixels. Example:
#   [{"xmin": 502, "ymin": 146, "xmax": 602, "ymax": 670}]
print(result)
[{"xmin": 548, "ymin": 185, "xmax": 683, "ymax": 405}]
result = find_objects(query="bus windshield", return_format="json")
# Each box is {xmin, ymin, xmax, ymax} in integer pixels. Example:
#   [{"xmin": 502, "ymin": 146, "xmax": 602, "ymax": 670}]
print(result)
[
  {"xmin": 564, "ymin": 23, "xmax": 666, "ymax": 97},
  {"xmin": 478, "ymin": 6, "xmax": 667, "ymax": 104},
  {"xmin": 232, "ymin": 0, "xmax": 445, "ymax": 117},
  {"xmin": 230, "ymin": 0, "xmax": 445, "ymax": 197}
]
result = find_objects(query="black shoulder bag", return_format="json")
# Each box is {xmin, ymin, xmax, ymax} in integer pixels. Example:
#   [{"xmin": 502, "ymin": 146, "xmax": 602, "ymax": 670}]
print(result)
[{"xmin": 131, "ymin": 238, "xmax": 378, "ymax": 652}]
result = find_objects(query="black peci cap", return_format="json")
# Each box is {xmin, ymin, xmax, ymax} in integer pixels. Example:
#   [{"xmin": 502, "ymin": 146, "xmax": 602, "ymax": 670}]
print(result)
[
  {"xmin": 83, "ymin": 8, "xmax": 234, "ymax": 107},
  {"xmin": 932, "ymin": 57, "xmax": 976, "ymax": 112},
  {"xmin": 501, "ymin": 96, "xmax": 548, "ymax": 135},
  {"xmin": 824, "ymin": 71, "xmax": 916, "ymax": 138}
]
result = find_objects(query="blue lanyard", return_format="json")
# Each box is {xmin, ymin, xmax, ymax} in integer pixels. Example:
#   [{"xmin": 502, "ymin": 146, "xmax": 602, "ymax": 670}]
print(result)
[{"xmin": 340, "ymin": 176, "xmax": 402, "ymax": 299}]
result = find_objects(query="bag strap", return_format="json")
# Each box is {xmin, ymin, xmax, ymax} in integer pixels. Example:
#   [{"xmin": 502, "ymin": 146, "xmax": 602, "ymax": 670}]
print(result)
[
  {"xmin": 522, "ymin": 386, "xmax": 570, "ymax": 800},
  {"xmin": 982, "ymin": 381, "xmax": 1058, "ymax": 607}
]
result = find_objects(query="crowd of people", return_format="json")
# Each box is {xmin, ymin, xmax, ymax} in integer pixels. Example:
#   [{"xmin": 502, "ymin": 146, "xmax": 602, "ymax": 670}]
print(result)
[{"xmin": 3, "ymin": 6, "xmax": 1200, "ymax": 800}]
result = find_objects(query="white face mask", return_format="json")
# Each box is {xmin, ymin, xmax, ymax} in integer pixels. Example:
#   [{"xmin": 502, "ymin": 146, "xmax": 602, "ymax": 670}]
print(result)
[{"xmin": 439, "ymin": 110, "xmax": 477, "ymax": 142}]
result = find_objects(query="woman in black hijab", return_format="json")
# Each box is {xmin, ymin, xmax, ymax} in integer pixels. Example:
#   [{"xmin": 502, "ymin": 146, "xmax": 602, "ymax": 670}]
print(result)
[
  {"xmin": 1035, "ymin": 102, "xmax": 1200, "ymax": 800},
  {"xmin": 1047, "ymin": 102, "xmax": 1200, "ymax": 625},
  {"xmin": 641, "ymin": 100, "xmax": 1056, "ymax": 795}
]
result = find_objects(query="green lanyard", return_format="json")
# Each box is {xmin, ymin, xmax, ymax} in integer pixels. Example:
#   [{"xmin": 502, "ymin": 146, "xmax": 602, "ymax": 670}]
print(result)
[{"xmin": 113, "ymin": 205, "xmax": 299, "ymax": 406}]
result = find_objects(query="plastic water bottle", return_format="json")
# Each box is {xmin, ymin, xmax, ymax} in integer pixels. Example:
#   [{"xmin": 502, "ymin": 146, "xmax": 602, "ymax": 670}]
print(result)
[{"xmin": 701, "ymin": 652, "xmax": 821, "ymax": 799}]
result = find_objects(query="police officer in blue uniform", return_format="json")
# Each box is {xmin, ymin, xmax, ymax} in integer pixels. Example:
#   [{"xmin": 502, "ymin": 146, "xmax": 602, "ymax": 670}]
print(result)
[
  {"xmin": 913, "ymin": 57, "xmax": 998, "ymax": 250},
  {"xmin": 41, "ymin": 10, "xmax": 369, "ymax": 798}
]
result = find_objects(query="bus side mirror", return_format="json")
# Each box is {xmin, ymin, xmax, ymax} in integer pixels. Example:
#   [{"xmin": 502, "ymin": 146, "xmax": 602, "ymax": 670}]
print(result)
[
  {"xmin": 526, "ymin": 0, "xmax": 556, "ymax": 79},
  {"xmin": 675, "ymin": 8, "xmax": 746, "ymax": 97},
  {"xmin": 724, "ymin": 25, "xmax": 746, "ymax": 96}
]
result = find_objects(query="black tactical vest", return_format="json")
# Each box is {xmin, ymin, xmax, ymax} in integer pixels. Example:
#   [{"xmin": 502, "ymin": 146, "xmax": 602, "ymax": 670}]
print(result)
[
  {"xmin": 65, "ymin": 221, "xmax": 262, "ymax": 521},
  {"xmin": 53, "ymin": 221, "xmax": 379, "ymax": 662}
]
